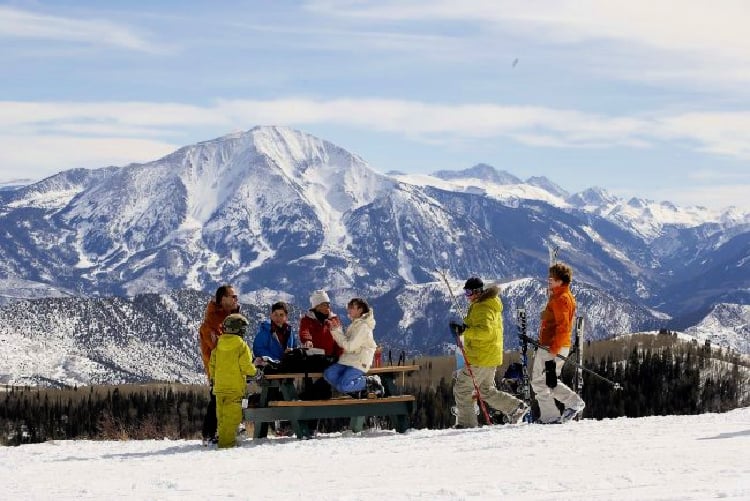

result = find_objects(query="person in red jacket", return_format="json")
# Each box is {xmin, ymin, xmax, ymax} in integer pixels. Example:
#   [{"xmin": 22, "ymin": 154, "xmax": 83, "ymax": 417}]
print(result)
[
  {"xmin": 198, "ymin": 284, "xmax": 240, "ymax": 445},
  {"xmin": 298, "ymin": 289, "xmax": 341, "ymax": 400},
  {"xmin": 299, "ymin": 289, "xmax": 343, "ymax": 357},
  {"xmin": 531, "ymin": 263, "xmax": 586, "ymax": 424}
]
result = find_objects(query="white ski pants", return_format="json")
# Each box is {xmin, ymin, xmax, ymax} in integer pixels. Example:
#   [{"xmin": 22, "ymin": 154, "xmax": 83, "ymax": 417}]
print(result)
[
  {"xmin": 453, "ymin": 365, "xmax": 523, "ymax": 428},
  {"xmin": 530, "ymin": 347, "xmax": 584, "ymax": 423}
]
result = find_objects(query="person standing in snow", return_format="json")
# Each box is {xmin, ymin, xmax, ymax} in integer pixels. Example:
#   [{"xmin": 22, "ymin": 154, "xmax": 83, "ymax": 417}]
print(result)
[
  {"xmin": 531, "ymin": 263, "xmax": 586, "ymax": 423},
  {"xmin": 323, "ymin": 298, "xmax": 383, "ymax": 398},
  {"xmin": 198, "ymin": 284, "xmax": 240, "ymax": 445},
  {"xmin": 209, "ymin": 313, "xmax": 256, "ymax": 449},
  {"xmin": 450, "ymin": 277, "xmax": 528, "ymax": 428},
  {"xmin": 253, "ymin": 301, "xmax": 298, "ymax": 363}
]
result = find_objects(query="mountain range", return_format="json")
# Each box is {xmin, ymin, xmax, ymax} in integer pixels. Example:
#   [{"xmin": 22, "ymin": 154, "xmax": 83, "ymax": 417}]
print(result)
[{"xmin": 1, "ymin": 125, "xmax": 749, "ymax": 385}]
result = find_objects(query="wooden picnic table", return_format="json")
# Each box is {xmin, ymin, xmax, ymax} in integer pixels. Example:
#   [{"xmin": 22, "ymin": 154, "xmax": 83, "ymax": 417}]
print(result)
[{"xmin": 243, "ymin": 364, "xmax": 420, "ymax": 439}]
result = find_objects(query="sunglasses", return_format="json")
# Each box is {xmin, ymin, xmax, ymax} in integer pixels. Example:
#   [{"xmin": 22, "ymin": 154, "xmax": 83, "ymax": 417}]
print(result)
[{"xmin": 464, "ymin": 289, "xmax": 477, "ymax": 297}]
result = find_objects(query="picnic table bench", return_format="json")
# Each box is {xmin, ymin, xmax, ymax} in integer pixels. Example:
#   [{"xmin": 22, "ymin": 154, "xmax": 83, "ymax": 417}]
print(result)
[{"xmin": 243, "ymin": 364, "xmax": 420, "ymax": 439}]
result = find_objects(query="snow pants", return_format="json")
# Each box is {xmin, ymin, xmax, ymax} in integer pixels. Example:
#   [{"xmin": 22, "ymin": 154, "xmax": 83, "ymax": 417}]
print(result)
[
  {"xmin": 530, "ymin": 347, "xmax": 584, "ymax": 423},
  {"xmin": 453, "ymin": 365, "xmax": 524, "ymax": 428},
  {"xmin": 215, "ymin": 391, "xmax": 243, "ymax": 448},
  {"xmin": 324, "ymin": 363, "xmax": 366, "ymax": 393}
]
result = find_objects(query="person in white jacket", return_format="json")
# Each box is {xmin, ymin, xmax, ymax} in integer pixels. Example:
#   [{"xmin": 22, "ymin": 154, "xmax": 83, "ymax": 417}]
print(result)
[{"xmin": 323, "ymin": 298, "xmax": 383, "ymax": 398}]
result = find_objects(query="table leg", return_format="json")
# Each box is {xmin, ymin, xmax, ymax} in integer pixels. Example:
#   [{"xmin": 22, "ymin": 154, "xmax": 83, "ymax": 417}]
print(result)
[{"xmin": 350, "ymin": 416, "xmax": 365, "ymax": 433}]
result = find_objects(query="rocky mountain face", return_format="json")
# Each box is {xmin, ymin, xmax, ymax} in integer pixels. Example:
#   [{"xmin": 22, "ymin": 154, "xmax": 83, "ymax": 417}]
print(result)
[
  {"xmin": 685, "ymin": 303, "xmax": 750, "ymax": 355},
  {"xmin": 0, "ymin": 290, "xmax": 269, "ymax": 387},
  {"xmin": 1, "ymin": 125, "xmax": 749, "ymax": 385}
]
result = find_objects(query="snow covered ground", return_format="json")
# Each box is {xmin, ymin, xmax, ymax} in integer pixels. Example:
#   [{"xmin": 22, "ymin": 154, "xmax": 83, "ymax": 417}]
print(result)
[{"xmin": 2, "ymin": 407, "xmax": 749, "ymax": 500}]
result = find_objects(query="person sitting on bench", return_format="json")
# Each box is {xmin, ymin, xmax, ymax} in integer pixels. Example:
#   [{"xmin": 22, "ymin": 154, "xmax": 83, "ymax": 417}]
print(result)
[
  {"xmin": 298, "ymin": 290, "xmax": 341, "ymax": 399},
  {"xmin": 323, "ymin": 297, "xmax": 384, "ymax": 398},
  {"xmin": 253, "ymin": 301, "xmax": 298, "ymax": 364}
]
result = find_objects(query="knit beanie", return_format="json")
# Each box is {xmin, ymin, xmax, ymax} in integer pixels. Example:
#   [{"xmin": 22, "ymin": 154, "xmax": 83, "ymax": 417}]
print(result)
[{"xmin": 309, "ymin": 289, "xmax": 331, "ymax": 308}]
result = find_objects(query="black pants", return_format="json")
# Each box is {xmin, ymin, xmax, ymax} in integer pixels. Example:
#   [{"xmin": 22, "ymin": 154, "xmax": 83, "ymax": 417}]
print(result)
[
  {"xmin": 299, "ymin": 377, "xmax": 332, "ymax": 400},
  {"xmin": 202, "ymin": 389, "xmax": 217, "ymax": 440}
]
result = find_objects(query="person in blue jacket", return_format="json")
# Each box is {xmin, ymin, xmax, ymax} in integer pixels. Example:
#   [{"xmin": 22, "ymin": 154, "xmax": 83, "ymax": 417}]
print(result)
[{"xmin": 253, "ymin": 301, "xmax": 298, "ymax": 363}]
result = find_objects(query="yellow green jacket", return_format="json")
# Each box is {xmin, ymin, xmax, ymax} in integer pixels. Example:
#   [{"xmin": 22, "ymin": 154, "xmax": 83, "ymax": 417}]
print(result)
[
  {"xmin": 463, "ymin": 286, "xmax": 504, "ymax": 367},
  {"xmin": 209, "ymin": 333, "xmax": 256, "ymax": 395}
]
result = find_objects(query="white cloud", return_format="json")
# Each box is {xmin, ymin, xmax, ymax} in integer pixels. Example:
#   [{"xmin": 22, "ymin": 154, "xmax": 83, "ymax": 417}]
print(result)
[
  {"xmin": 655, "ymin": 112, "xmax": 750, "ymax": 158},
  {"xmin": 0, "ymin": 135, "xmax": 178, "ymax": 181},
  {"xmin": 0, "ymin": 6, "xmax": 163, "ymax": 53},
  {"xmin": 3, "ymin": 97, "xmax": 750, "ymax": 211},
  {"xmin": 644, "ymin": 183, "xmax": 750, "ymax": 211},
  {"xmin": 308, "ymin": 0, "xmax": 750, "ymax": 55},
  {"xmin": 305, "ymin": 1, "xmax": 750, "ymax": 91},
  {"xmin": 3, "ymin": 98, "xmax": 750, "ymax": 165}
]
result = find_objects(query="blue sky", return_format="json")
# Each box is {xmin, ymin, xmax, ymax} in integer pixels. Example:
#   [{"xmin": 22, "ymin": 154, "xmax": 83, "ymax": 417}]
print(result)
[{"xmin": 1, "ymin": 1, "xmax": 749, "ymax": 210}]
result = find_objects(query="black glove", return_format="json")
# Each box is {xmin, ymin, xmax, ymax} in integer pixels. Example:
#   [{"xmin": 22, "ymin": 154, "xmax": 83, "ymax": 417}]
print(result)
[
  {"xmin": 449, "ymin": 321, "xmax": 466, "ymax": 337},
  {"xmin": 545, "ymin": 360, "xmax": 557, "ymax": 388}
]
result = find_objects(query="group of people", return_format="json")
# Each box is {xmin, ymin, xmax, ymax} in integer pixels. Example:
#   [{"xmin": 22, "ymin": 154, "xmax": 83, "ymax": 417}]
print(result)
[
  {"xmin": 198, "ymin": 287, "xmax": 381, "ymax": 448},
  {"xmin": 450, "ymin": 263, "xmax": 585, "ymax": 428},
  {"xmin": 197, "ymin": 261, "xmax": 586, "ymax": 447}
]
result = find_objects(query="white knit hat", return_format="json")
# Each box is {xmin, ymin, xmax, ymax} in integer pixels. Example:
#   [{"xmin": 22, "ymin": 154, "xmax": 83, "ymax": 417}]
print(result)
[{"xmin": 309, "ymin": 289, "xmax": 331, "ymax": 308}]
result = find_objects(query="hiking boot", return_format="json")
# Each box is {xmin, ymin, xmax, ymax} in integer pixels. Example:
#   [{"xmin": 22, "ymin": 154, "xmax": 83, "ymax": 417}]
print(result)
[
  {"xmin": 366, "ymin": 375, "xmax": 384, "ymax": 397},
  {"xmin": 452, "ymin": 423, "xmax": 476, "ymax": 430},
  {"xmin": 201, "ymin": 436, "xmax": 218, "ymax": 447},
  {"xmin": 560, "ymin": 401, "xmax": 586, "ymax": 423},
  {"xmin": 506, "ymin": 402, "xmax": 530, "ymax": 424},
  {"xmin": 236, "ymin": 423, "xmax": 247, "ymax": 442}
]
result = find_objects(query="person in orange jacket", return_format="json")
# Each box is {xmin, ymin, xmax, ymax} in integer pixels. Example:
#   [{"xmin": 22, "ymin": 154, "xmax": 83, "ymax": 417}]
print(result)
[
  {"xmin": 531, "ymin": 263, "xmax": 586, "ymax": 423},
  {"xmin": 199, "ymin": 284, "xmax": 240, "ymax": 444}
]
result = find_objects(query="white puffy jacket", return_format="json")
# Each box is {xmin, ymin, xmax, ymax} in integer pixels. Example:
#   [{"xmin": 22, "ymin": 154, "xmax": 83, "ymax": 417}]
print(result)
[{"xmin": 331, "ymin": 310, "xmax": 377, "ymax": 372}]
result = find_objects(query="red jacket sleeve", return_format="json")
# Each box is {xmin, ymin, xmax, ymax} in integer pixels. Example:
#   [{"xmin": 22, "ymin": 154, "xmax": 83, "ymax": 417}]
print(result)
[{"xmin": 299, "ymin": 316, "xmax": 313, "ymax": 344}]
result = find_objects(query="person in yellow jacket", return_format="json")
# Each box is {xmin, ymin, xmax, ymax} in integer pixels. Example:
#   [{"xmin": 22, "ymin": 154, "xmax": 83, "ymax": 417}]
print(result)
[
  {"xmin": 199, "ymin": 284, "xmax": 240, "ymax": 445},
  {"xmin": 531, "ymin": 263, "xmax": 586, "ymax": 424},
  {"xmin": 209, "ymin": 313, "xmax": 256, "ymax": 448},
  {"xmin": 451, "ymin": 277, "xmax": 528, "ymax": 428}
]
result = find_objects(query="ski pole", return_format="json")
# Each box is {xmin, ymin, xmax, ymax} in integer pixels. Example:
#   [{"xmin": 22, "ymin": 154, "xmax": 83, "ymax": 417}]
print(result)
[
  {"xmin": 434, "ymin": 268, "xmax": 466, "ymax": 318},
  {"xmin": 573, "ymin": 316, "xmax": 585, "ymax": 396},
  {"xmin": 435, "ymin": 269, "xmax": 493, "ymax": 425},
  {"xmin": 520, "ymin": 334, "xmax": 622, "ymax": 390}
]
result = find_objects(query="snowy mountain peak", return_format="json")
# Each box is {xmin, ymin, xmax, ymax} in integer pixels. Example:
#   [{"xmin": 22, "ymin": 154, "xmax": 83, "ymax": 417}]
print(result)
[
  {"xmin": 567, "ymin": 186, "xmax": 618, "ymax": 207},
  {"xmin": 432, "ymin": 163, "xmax": 521, "ymax": 185},
  {"xmin": 627, "ymin": 197, "xmax": 649, "ymax": 209},
  {"xmin": 525, "ymin": 176, "xmax": 568, "ymax": 198}
]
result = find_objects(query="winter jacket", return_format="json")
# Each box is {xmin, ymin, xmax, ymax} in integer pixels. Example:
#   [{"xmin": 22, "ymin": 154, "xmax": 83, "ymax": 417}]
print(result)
[
  {"xmin": 462, "ymin": 286, "xmax": 504, "ymax": 367},
  {"xmin": 299, "ymin": 311, "xmax": 343, "ymax": 357},
  {"xmin": 253, "ymin": 320, "xmax": 298, "ymax": 362},
  {"xmin": 209, "ymin": 333, "xmax": 256, "ymax": 396},
  {"xmin": 539, "ymin": 283, "xmax": 576, "ymax": 356},
  {"xmin": 330, "ymin": 310, "xmax": 377, "ymax": 372},
  {"xmin": 199, "ymin": 300, "xmax": 239, "ymax": 378}
]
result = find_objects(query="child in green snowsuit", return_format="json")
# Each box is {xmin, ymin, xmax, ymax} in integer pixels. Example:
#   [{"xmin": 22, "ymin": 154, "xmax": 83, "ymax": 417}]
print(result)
[{"xmin": 209, "ymin": 313, "xmax": 256, "ymax": 448}]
